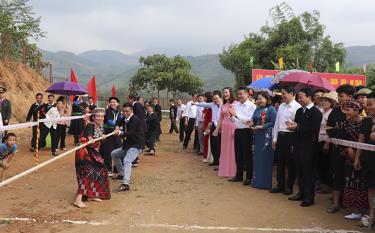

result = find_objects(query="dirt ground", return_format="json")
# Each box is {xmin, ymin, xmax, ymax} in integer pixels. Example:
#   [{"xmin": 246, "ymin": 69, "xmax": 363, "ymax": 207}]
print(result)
[{"xmin": 0, "ymin": 124, "xmax": 371, "ymax": 233}]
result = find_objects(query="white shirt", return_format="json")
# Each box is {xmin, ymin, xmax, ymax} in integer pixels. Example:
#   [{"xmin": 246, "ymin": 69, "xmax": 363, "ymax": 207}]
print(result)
[
  {"xmin": 184, "ymin": 101, "xmax": 197, "ymax": 119},
  {"xmin": 44, "ymin": 107, "xmax": 62, "ymax": 129},
  {"xmin": 319, "ymin": 108, "xmax": 332, "ymax": 141},
  {"xmin": 231, "ymin": 100, "xmax": 256, "ymax": 129},
  {"xmin": 177, "ymin": 104, "xmax": 186, "ymax": 121},
  {"xmin": 195, "ymin": 102, "xmax": 222, "ymax": 127},
  {"xmin": 0, "ymin": 113, "xmax": 3, "ymax": 133},
  {"xmin": 195, "ymin": 105, "xmax": 204, "ymax": 126},
  {"xmin": 272, "ymin": 99, "xmax": 301, "ymax": 142}
]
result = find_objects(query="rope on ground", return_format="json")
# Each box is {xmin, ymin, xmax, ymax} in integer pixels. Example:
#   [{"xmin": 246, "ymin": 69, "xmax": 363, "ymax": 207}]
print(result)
[{"xmin": 0, "ymin": 131, "xmax": 116, "ymax": 188}]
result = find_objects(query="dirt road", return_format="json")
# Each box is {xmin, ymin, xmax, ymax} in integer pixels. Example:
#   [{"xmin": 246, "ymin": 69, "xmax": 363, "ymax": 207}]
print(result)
[{"xmin": 0, "ymin": 126, "xmax": 370, "ymax": 233}]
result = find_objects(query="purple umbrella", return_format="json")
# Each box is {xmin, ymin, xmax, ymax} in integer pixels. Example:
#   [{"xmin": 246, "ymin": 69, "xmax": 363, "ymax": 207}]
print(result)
[{"xmin": 46, "ymin": 81, "xmax": 88, "ymax": 96}]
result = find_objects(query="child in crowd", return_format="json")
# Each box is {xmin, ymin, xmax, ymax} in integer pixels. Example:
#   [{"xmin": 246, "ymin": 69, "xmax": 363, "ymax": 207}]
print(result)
[{"xmin": 0, "ymin": 133, "xmax": 17, "ymax": 181}]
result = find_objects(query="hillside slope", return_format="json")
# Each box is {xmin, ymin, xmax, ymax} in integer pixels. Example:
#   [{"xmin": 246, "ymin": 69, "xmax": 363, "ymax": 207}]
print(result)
[{"xmin": 0, "ymin": 62, "xmax": 51, "ymax": 122}]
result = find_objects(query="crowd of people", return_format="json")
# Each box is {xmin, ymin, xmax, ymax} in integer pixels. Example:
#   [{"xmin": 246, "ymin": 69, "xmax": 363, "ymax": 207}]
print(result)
[
  {"xmin": 173, "ymin": 84, "xmax": 375, "ymax": 227},
  {"xmin": 22, "ymin": 93, "xmax": 163, "ymax": 208},
  {"xmin": 0, "ymin": 81, "xmax": 374, "ymax": 228}
]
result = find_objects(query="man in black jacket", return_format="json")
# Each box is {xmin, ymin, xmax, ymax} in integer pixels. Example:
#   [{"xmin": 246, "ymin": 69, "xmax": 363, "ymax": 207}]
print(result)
[
  {"xmin": 287, "ymin": 87, "xmax": 322, "ymax": 207},
  {"xmin": 26, "ymin": 93, "xmax": 45, "ymax": 151},
  {"xmin": 169, "ymin": 99, "xmax": 178, "ymax": 134},
  {"xmin": 145, "ymin": 104, "xmax": 160, "ymax": 155},
  {"xmin": 112, "ymin": 103, "xmax": 145, "ymax": 192},
  {"xmin": 152, "ymin": 97, "xmax": 162, "ymax": 141},
  {"xmin": 0, "ymin": 86, "xmax": 11, "ymax": 142}
]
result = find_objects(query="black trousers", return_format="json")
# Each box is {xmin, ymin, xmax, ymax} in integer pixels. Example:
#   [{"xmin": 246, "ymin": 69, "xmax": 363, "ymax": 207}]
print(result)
[
  {"xmin": 169, "ymin": 119, "xmax": 179, "ymax": 134},
  {"xmin": 194, "ymin": 127, "xmax": 199, "ymax": 150},
  {"xmin": 56, "ymin": 124, "xmax": 67, "ymax": 149},
  {"xmin": 331, "ymin": 146, "xmax": 346, "ymax": 191},
  {"xmin": 39, "ymin": 123, "xmax": 48, "ymax": 148},
  {"xmin": 183, "ymin": 118, "xmax": 195, "ymax": 148},
  {"xmin": 146, "ymin": 130, "xmax": 157, "ymax": 151},
  {"xmin": 275, "ymin": 133, "xmax": 296, "ymax": 190},
  {"xmin": 315, "ymin": 141, "xmax": 332, "ymax": 186},
  {"xmin": 234, "ymin": 128, "xmax": 253, "ymax": 181},
  {"xmin": 295, "ymin": 141, "xmax": 316, "ymax": 201},
  {"xmin": 179, "ymin": 117, "xmax": 186, "ymax": 142},
  {"xmin": 49, "ymin": 127, "xmax": 58, "ymax": 153},
  {"xmin": 31, "ymin": 124, "xmax": 48, "ymax": 149},
  {"xmin": 210, "ymin": 124, "xmax": 221, "ymax": 164}
]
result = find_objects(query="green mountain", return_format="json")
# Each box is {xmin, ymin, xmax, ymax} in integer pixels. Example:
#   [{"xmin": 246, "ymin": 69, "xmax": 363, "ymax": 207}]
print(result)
[
  {"xmin": 41, "ymin": 45, "xmax": 375, "ymax": 94},
  {"xmin": 346, "ymin": 45, "xmax": 375, "ymax": 66}
]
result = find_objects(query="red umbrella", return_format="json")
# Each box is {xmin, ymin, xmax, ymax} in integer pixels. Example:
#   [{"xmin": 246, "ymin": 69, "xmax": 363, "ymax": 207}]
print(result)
[{"xmin": 279, "ymin": 72, "xmax": 335, "ymax": 91}]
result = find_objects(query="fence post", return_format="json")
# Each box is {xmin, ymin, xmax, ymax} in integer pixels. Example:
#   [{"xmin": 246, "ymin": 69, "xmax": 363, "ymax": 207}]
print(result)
[{"xmin": 35, "ymin": 111, "xmax": 40, "ymax": 165}]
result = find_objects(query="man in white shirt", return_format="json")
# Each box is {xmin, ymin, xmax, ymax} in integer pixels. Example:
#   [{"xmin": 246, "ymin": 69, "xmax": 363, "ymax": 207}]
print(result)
[
  {"xmin": 228, "ymin": 86, "xmax": 256, "ymax": 184},
  {"xmin": 195, "ymin": 94, "xmax": 205, "ymax": 155},
  {"xmin": 270, "ymin": 85, "xmax": 301, "ymax": 195},
  {"xmin": 195, "ymin": 91, "xmax": 223, "ymax": 166},
  {"xmin": 176, "ymin": 98, "xmax": 186, "ymax": 143},
  {"xmin": 183, "ymin": 93, "xmax": 198, "ymax": 150}
]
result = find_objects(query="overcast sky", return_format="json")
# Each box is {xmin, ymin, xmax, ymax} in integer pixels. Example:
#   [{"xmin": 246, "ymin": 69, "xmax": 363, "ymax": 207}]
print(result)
[{"xmin": 29, "ymin": 0, "xmax": 375, "ymax": 56}]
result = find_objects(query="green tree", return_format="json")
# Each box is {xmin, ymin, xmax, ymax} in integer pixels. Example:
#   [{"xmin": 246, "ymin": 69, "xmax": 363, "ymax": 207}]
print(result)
[
  {"xmin": 219, "ymin": 2, "xmax": 346, "ymax": 86},
  {"xmin": 130, "ymin": 54, "xmax": 203, "ymax": 98},
  {"xmin": 0, "ymin": 0, "xmax": 45, "ymax": 61}
]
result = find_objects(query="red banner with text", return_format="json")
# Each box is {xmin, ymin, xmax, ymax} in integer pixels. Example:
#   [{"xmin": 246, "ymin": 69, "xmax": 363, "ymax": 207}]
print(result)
[{"xmin": 251, "ymin": 69, "xmax": 366, "ymax": 89}]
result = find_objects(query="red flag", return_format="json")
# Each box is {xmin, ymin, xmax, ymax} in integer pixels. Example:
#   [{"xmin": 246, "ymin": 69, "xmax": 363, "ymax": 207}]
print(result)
[
  {"xmin": 111, "ymin": 85, "xmax": 116, "ymax": 97},
  {"xmin": 309, "ymin": 63, "xmax": 313, "ymax": 72},
  {"xmin": 70, "ymin": 68, "xmax": 79, "ymax": 102},
  {"xmin": 88, "ymin": 76, "xmax": 97, "ymax": 103},
  {"xmin": 70, "ymin": 68, "xmax": 78, "ymax": 83}
]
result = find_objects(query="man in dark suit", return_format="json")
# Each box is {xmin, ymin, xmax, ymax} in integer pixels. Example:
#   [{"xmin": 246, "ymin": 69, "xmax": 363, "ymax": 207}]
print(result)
[
  {"xmin": 0, "ymin": 86, "xmax": 11, "ymax": 142},
  {"xmin": 287, "ymin": 87, "xmax": 322, "ymax": 207},
  {"xmin": 152, "ymin": 97, "xmax": 162, "ymax": 142},
  {"xmin": 112, "ymin": 103, "xmax": 145, "ymax": 192},
  {"xmin": 88, "ymin": 97, "xmax": 97, "ymax": 112},
  {"xmin": 26, "ymin": 93, "xmax": 45, "ymax": 151}
]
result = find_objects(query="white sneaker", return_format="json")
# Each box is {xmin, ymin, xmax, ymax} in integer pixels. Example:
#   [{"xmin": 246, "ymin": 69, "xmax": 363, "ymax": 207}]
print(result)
[
  {"xmin": 108, "ymin": 172, "xmax": 113, "ymax": 177},
  {"xmin": 202, "ymin": 159, "xmax": 209, "ymax": 163},
  {"xmin": 361, "ymin": 215, "xmax": 369, "ymax": 221},
  {"xmin": 344, "ymin": 213, "xmax": 362, "ymax": 220}
]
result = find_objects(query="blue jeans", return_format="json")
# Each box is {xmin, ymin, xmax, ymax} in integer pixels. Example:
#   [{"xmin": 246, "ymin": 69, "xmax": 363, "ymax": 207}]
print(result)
[{"xmin": 111, "ymin": 147, "xmax": 141, "ymax": 185}]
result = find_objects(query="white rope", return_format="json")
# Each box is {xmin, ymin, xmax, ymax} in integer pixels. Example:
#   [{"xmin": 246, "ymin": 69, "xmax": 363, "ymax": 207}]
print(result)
[
  {"xmin": 0, "ymin": 131, "xmax": 116, "ymax": 188},
  {"xmin": 0, "ymin": 115, "xmax": 90, "ymax": 131},
  {"xmin": 321, "ymin": 134, "xmax": 375, "ymax": 151}
]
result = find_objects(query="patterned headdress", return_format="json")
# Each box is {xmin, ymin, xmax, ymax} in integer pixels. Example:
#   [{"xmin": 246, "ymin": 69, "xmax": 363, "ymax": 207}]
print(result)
[
  {"xmin": 343, "ymin": 100, "xmax": 361, "ymax": 110},
  {"xmin": 92, "ymin": 108, "xmax": 105, "ymax": 116}
]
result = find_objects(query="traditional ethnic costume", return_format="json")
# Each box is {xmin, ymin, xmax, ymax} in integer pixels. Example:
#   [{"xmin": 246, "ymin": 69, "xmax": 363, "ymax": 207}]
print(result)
[{"xmin": 75, "ymin": 109, "xmax": 110, "ymax": 199}]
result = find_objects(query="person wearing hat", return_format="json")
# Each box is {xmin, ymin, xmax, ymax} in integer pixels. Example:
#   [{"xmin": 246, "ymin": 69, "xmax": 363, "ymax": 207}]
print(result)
[
  {"xmin": 354, "ymin": 88, "xmax": 372, "ymax": 117},
  {"xmin": 335, "ymin": 100, "xmax": 368, "ymax": 220},
  {"xmin": 316, "ymin": 91, "xmax": 337, "ymax": 194},
  {"xmin": 0, "ymin": 86, "xmax": 11, "ymax": 142}
]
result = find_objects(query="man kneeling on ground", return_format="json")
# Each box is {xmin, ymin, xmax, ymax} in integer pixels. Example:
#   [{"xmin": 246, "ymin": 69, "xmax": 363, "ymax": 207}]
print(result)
[{"xmin": 112, "ymin": 103, "xmax": 145, "ymax": 192}]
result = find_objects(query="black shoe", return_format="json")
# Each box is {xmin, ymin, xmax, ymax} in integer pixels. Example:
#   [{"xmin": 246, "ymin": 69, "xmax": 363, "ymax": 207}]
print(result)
[
  {"xmin": 283, "ymin": 188, "xmax": 293, "ymax": 195},
  {"xmin": 228, "ymin": 177, "xmax": 242, "ymax": 182},
  {"xmin": 213, "ymin": 168, "xmax": 218, "ymax": 171},
  {"xmin": 117, "ymin": 184, "xmax": 130, "ymax": 192},
  {"xmin": 300, "ymin": 200, "xmax": 314, "ymax": 207},
  {"xmin": 29, "ymin": 148, "xmax": 35, "ymax": 152},
  {"xmin": 243, "ymin": 180, "xmax": 251, "ymax": 186},
  {"xmin": 209, "ymin": 162, "xmax": 218, "ymax": 166},
  {"xmin": 52, "ymin": 152, "xmax": 58, "ymax": 156},
  {"xmin": 112, "ymin": 175, "xmax": 124, "ymax": 180},
  {"xmin": 288, "ymin": 193, "xmax": 303, "ymax": 201},
  {"xmin": 269, "ymin": 187, "xmax": 284, "ymax": 193}
]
